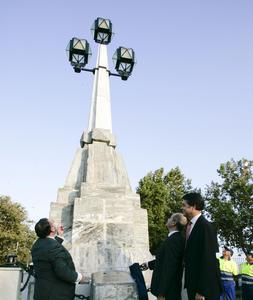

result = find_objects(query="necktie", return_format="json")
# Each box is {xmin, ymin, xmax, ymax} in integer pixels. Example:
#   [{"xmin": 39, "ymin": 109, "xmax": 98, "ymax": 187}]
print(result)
[{"xmin": 186, "ymin": 221, "xmax": 192, "ymax": 240}]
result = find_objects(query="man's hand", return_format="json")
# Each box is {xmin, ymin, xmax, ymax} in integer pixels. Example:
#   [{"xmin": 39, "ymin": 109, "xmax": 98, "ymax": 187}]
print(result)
[
  {"xmin": 195, "ymin": 293, "xmax": 205, "ymax": 300},
  {"xmin": 157, "ymin": 296, "xmax": 165, "ymax": 300},
  {"xmin": 57, "ymin": 225, "xmax": 64, "ymax": 236},
  {"xmin": 79, "ymin": 274, "xmax": 91, "ymax": 284}
]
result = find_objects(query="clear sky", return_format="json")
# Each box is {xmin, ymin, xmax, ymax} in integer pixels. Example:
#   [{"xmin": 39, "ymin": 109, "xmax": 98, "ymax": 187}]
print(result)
[{"xmin": 1, "ymin": 1, "xmax": 253, "ymax": 222}]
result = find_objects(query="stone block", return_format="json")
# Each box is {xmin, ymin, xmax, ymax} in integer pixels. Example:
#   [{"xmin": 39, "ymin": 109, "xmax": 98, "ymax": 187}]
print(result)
[
  {"xmin": 81, "ymin": 183, "xmax": 128, "ymax": 196},
  {"xmin": 49, "ymin": 202, "xmax": 73, "ymax": 232},
  {"xmin": 56, "ymin": 187, "xmax": 79, "ymax": 204},
  {"xmin": 91, "ymin": 271, "xmax": 138, "ymax": 300},
  {"xmin": 106, "ymin": 224, "xmax": 134, "ymax": 247},
  {"xmin": 0, "ymin": 267, "xmax": 22, "ymax": 300},
  {"xmin": 91, "ymin": 129, "xmax": 117, "ymax": 147},
  {"xmin": 81, "ymin": 129, "xmax": 117, "ymax": 147},
  {"xmin": 72, "ymin": 222, "xmax": 104, "ymax": 244},
  {"xmin": 105, "ymin": 198, "xmax": 133, "ymax": 222},
  {"xmin": 73, "ymin": 197, "xmax": 103, "ymax": 221},
  {"xmin": 64, "ymin": 147, "xmax": 88, "ymax": 189},
  {"xmin": 125, "ymin": 193, "xmax": 141, "ymax": 208},
  {"xmin": 84, "ymin": 142, "xmax": 131, "ymax": 190},
  {"xmin": 80, "ymin": 131, "xmax": 91, "ymax": 145}
]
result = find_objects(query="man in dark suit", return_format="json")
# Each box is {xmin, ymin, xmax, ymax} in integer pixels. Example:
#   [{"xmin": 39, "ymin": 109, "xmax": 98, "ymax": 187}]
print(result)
[
  {"xmin": 146, "ymin": 213, "xmax": 187, "ymax": 300},
  {"xmin": 182, "ymin": 192, "xmax": 221, "ymax": 300},
  {"xmin": 31, "ymin": 218, "xmax": 85, "ymax": 300}
]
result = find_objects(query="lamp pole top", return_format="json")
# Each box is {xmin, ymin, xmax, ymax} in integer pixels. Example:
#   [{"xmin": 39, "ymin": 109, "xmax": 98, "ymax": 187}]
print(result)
[
  {"xmin": 66, "ymin": 18, "xmax": 136, "ymax": 137},
  {"xmin": 88, "ymin": 43, "xmax": 112, "ymax": 132}
]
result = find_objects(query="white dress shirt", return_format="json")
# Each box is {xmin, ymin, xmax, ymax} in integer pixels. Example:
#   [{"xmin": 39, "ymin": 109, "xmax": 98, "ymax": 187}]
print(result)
[{"xmin": 189, "ymin": 213, "xmax": 201, "ymax": 235}]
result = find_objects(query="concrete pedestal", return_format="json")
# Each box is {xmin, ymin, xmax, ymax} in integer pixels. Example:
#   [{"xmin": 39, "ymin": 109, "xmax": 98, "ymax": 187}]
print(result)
[
  {"xmin": 91, "ymin": 271, "xmax": 138, "ymax": 300},
  {"xmin": 50, "ymin": 130, "xmax": 153, "ymax": 277},
  {"xmin": 0, "ymin": 267, "xmax": 22, "ymax": 300},
  {"xmin": 75, "ymin": 282, "xmax": 91, "ymax": 299}
]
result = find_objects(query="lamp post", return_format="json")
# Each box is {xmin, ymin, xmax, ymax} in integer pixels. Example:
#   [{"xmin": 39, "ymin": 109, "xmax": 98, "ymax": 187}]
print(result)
[
  {"xmin": 49, "ymin": 18, "xmax": 153, "ymax": 292},
  {"xmin": 66, "ymin": 17, "xmax": 136, "ymax": 81}
]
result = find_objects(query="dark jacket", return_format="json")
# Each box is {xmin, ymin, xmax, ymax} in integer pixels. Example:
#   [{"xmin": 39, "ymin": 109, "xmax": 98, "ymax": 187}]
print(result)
[
  {"xmin": 149, "ymin": 232, "xmax": 185, "ymax": 300},
  {"xmin": 129, "ymin": 263, "xmax": 149, "ymax": 300},
  {"xmin": 31, "ymin": 237, "xmax": 78, "ymax": 300},
  {"xmin": 184, "ymin": 215, "xmax": 221, "ymax": 300}
]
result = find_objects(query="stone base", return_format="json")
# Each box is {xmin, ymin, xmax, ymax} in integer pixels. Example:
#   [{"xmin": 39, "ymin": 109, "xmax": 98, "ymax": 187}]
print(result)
[
  {"xmin": 75, "ymin": 282, "xmax": 91, "ymax": 299},
  {"xmin": 49, "ymin": 132, "xmax": 153, "ymax": 294},
  {"xmin": 0, "ymin": 267, "xmax": 22, "ymax": 300},
  {"xmin": 91, "ymin": 271, "xmax": 138, "ymax": 300},
  {"xmin": 69, "ymin": 184, "xmax": 152, "ymax": 275}
]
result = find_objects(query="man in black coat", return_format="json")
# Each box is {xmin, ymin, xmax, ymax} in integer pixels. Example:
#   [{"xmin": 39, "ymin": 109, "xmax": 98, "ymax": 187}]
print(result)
[
  {"xmin": 31, "ymin": 218, "xmax": 85, "ymax": 300},
  {"xmin": 182, "ymin": 192, "xmax": 221, "ymax": 300},
  {"xmin": 146, "ymin": 213, "xmax": 187, "ymax": 300}
]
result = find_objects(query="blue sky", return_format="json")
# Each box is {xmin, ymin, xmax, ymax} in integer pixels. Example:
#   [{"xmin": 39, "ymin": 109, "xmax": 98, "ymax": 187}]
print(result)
[{"xmin": 1, "ymin": 1, "xmax": 253, "ymax": 222}]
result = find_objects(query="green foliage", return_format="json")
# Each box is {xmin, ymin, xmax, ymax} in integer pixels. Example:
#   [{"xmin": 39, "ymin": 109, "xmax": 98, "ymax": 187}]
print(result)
[
  {"xmin": 0, "ymin": 195, "xmax": 36, "ymax": 264},
  {"xmin": 205, "ymin": 159, "xmax": 253, "ymax": 254},
  {"xmin": 137, "ymin": 167, "xmax": 192, "ymax": 254}
]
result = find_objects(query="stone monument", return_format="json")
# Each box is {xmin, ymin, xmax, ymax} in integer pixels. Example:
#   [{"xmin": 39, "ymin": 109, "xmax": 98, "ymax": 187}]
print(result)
[{"xmin": 49, "ymin": 34, "xmax": 153, "ymax": 298}]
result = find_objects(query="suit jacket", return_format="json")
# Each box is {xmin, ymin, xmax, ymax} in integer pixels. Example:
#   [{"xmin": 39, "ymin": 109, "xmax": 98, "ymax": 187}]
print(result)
[
  {"xmin": 31, "ymin": 237, "xmax": 78, "ymax": 300},
  {"xmin": 150, "ymin": 232, "xmax": 185, "ymax": 300},
  {"xmin": 184, "ymin": 215, "xmax": 221, "ymax": 300}
]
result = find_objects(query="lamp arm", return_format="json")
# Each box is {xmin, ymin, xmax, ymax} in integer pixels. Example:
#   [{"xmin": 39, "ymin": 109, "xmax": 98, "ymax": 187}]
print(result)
[
  {"xmin": 80, "ymin": 67, "xmax": 121, "ymax": 77},
  {"xmin": 82, "ymin": 68, "xmax": 96, "ymax": 74},
  {"xmin": 108, "ymin": 71, "xmax": 121, "ymax": 77}
]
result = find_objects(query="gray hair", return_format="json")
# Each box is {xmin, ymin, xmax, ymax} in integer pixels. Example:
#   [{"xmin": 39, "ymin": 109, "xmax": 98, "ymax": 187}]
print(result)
[{"xmin": 167, "ymin": 213, "xmax": 187, "ymax": 231}]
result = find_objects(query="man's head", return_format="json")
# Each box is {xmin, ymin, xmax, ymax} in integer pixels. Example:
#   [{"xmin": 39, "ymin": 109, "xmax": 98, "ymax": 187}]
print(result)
[
  {"xmin": 166, "ymin": 213, "xmax": 187, "ymax": 232},
  {"xmin": 246, "ymin": 251, "xmax": 253, "ymax": 264},
  {"xmin": 222, "ymin": 246, "xmax": 233, "ymax": 259},
  {"xmin": 182, "ymin": 192, "xmax": 204, "ymax": 220},
  {"xmin": 35, "ymin": 218, "xmax": 56, "ymax": 238}
]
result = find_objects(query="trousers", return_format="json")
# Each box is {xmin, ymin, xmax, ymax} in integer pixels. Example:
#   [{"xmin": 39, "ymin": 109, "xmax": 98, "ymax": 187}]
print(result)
[
  {"xmin": 220, "ymin": 280, "xmax": 235, "ymax": 300},
  {"xmin": 242, "ymin": 284, "xmax": 253, "ymax": 300}
]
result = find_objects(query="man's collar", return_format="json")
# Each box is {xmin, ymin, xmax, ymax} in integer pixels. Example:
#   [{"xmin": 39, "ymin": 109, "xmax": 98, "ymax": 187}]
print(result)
[
  {"xmin": 168, "ymin": 230, "xmax": 179, "ymax": 237},
  {"xmin": 47, "ymin": 235, "xmax": 64, "ymax": 242},
  {"xmin": 190, "ymin": 213, "xmax": 201, "ymax": 226}
]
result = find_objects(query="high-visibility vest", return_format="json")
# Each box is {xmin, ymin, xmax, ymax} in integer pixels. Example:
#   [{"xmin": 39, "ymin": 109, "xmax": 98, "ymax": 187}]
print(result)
[
  {"xmin": 219, "ymin": 258, "xmax": 238, "ymax": 281},
  {"xmin": 240, "ymin": 262, "xmax": 253, "ymax": 286}
]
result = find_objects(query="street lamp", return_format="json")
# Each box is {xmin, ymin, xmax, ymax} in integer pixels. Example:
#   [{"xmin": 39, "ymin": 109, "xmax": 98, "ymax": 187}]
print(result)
[
  {"xmin": 66, "ymin": 17, "xmax": 136, "ymax": 80},
  {"xmin": 91, "ymin": 17, "xmax": 113, "ymax": 45},
  {"xmin": 66, "ymin": 38, "xmax": 91, "ymax": 73},
  {"xmin": 113, "ymin": 47, "xmax": 136, "ymax": 81}
]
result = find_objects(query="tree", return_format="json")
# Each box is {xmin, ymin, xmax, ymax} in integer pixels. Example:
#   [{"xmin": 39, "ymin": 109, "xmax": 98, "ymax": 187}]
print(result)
[
  {"xmin": 205, "ymin": 159, "xmax": 253, "ymax": 254},
  {"xmin": 0, "ymin": 195, "xmax": 36, "ymax": 264},
  {"xmin": 137, "ymin": 167, "xmax": 193, "ymax": 254}
]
